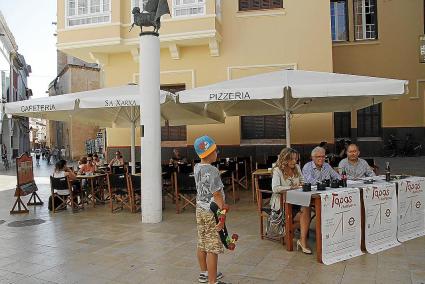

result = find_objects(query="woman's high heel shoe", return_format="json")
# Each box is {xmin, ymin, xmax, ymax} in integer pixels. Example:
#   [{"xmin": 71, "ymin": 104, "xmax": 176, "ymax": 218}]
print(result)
[{"xmin": 296, "ymin": 240, "xmax": 312, "ymax": 254}]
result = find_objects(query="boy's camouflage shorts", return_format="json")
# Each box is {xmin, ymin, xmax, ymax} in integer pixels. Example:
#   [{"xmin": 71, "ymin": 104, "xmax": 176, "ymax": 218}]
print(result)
[{"xmin": 196, "ymin": 207, "xmax": 224, "ymax": 254}]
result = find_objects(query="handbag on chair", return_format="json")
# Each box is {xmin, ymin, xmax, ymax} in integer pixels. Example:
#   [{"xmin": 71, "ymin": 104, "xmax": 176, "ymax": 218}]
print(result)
[{"xmin": 265, "ymin": 209, "xmax": 285, "ymax": 238}]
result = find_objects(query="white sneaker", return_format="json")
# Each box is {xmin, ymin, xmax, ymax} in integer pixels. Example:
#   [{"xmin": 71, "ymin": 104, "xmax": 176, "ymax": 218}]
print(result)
[{"xmin": 198, "ymin": 271, "xmax": 223, "ymax": 283}]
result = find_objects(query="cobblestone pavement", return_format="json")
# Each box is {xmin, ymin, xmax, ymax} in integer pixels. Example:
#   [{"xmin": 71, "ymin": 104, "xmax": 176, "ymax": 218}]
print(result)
[{"xmin": 0, "ymin": 157, "xmax": 423, "ymax": 283}]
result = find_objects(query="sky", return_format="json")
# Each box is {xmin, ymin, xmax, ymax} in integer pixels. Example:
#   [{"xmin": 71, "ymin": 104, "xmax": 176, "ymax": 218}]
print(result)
[{"xmin": 0, "ymin": 0, "xmax": 57, "ymax": 98}]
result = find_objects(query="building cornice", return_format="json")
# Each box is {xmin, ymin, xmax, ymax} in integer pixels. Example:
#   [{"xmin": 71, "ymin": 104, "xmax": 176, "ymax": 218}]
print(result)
[{"xmin": 57, "ymin": 37, "xmax": 122, "ymax": 50}]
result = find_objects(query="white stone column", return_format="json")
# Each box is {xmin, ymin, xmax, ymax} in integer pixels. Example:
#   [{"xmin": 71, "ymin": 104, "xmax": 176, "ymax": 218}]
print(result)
[{"xmin": 140, "ymin": 32, "xmax": 162, "ymax": 223}]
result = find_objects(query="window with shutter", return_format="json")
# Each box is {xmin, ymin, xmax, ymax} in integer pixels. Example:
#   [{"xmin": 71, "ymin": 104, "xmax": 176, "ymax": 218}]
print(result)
[
  {"xmin": 239, "ymin": 0, "xmax": 283, "ymax": 11},
  {"xmin": 357, "ymin": 104, "xmax": 381, "ymax": 137},
  {"xmin": 334, "ymin": 112, "xmax": 351, "ymax": 138},
  {"xmin": 241, "ymin": 115, "xmax": 285, "ymax": 139}
]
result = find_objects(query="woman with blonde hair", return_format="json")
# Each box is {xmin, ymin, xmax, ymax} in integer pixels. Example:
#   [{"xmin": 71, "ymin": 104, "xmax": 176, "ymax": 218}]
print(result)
[{"xmin": 271, "ymin": 147, "xmax": 312, "ymax": 254}]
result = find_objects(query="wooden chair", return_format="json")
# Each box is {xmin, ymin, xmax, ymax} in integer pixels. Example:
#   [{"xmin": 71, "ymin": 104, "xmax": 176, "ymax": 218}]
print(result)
[
  {"xmin": 162, "ymin": 164, "xmax": 176, "ymax": 204},
  {"xmin": 218, "ymin": 160, "xmax": 239, "ymax": 204},
  {"xmin": 235, "ymin": 157, "xmax": 250, "ymax": 190},
  {"xmin": 111, "ymin": 165, "xmax": 126, "ymax": 174},
  {"xmin": 255, "ymin": 175, "xmax": 285, "ymax": 244},
  {"xmin": 50, "ymin": 176, "xmax": 83, "ymax": 213},
  {"xmin": 174, "ymin": 164, "xmax": 197, "ymax": 214},
  {"xmin": 106, "ymin": 172, "xmax": 132, "ymax": 213},
  {"xmin": 365, "ymin": 158, "xmax": 379, "ymax": 174},
  {"xmin": 127, "ymin": 174, "xmax": 141, "ymax": 213}
]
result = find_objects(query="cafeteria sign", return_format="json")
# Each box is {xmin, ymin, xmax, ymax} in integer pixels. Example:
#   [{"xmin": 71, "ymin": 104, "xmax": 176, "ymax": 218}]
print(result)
[
  {"xmin": 420, "ymin": 35, "xmax": 425, "ymax": 63},
  {"xmin": 321, "ymin": 188, "xmax": 363, "ymax": 265},
  {"xmin": 397, "ymin": 177, "xmax": 425, "ymax": 242},
  {"xmin": 363, "ymin": 183, "xmax": 400, "ymax": 254}
]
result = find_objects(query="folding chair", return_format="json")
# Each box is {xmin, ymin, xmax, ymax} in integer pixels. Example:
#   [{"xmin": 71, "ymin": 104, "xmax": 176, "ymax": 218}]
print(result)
[
  {"xmin": 235, "ymin": 157, "xmax": 250, "ymax": 190},
  {"xmin": 127, "ymin": 174, "xmax": 141, "ymax": 213},
  {"xmin": 365, "ymin": 158, "xmax": 379, "ymax": 175},
  {"xmin": 106, "ymin": 172, "xmax": 132, "ymax": 213},
  {"xmin": 218, "ymin": 160, "xmax": 239, "ymax": 204},
  {"xmin": 162, "ymin": 164, "xmax": 176, "ymax": 204},
  {"xmin": 111, "ymin": 165, "xmax": 126, "ymax": 174},
  {"xmin": 255, "ymin": 176, "xmax": 284, "ymax": 244},
  {"xmin": 50, "ymin": 176, "xmax": 83, "ymax": 213},
  {"xmin": 174, "ymin": 164, "xmax": 197, "ymax": 214}
]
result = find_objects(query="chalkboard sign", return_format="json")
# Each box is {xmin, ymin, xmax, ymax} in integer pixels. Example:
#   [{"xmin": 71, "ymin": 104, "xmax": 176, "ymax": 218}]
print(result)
[{"xmin": 10, "ymin": 153, "xmax": 43, "ymax": 214}]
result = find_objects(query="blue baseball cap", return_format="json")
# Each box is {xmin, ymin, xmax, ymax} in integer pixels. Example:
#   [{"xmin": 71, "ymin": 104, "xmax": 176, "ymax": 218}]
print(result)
[{"xmin": 194, "ymin": 135, "xmax": 217, "ymax": 159}]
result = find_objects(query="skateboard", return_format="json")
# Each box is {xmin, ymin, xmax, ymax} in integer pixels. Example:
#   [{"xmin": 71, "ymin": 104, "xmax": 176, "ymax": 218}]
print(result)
[{"xmin": 210, "ymin": 202, "xmax": 239, "ymax": 250}]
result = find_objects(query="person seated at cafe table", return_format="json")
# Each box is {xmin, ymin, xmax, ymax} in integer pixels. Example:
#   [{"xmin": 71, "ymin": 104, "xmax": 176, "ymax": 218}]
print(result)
[
  {"xmin": 50, "ymin": 159, "xmax": 79, "ymax": 210},
  {"xmin": 169, "ymin": 148, "xmax": 187, "ymax": 165},
  {"xmin": 272, "ymin": 147, "xmax": 312, "ymax": 255},
  {"xmin": 338, "ymin": 144, "xmax": 375, "ymax": 180},
  {"xmin": 302, "ymin": 146, "xmax": 340, "ymax": 185},
  {"xmin": 109, "ymin": 151, "xmax": 125, "ymax": 168},
  {"xmin": 78, "ymin": 156, "xmax": 96, "ymax": 174},
  {"xmin": 92, "ymin": 154, "xmax": 103, "ymax": 167}
]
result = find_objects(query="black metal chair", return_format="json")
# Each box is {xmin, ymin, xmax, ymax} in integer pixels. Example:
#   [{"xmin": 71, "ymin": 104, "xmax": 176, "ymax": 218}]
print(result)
[{"xmin": 106, "ymin": 172, "xmax": 131, "ymax": 213}]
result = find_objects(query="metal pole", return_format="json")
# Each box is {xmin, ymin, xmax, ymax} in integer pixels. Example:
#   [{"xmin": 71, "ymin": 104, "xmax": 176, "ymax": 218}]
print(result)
[
  {"xmin": 140, "ymin": 32, "xmax": 162, "ymax": 223},
  {"xmin": 130, "ymin": 119, "xmax": 136, "ymax": 175},
  {"xmin": 285, "ymin": 87, "xmax": 291, "ymax": 148}
]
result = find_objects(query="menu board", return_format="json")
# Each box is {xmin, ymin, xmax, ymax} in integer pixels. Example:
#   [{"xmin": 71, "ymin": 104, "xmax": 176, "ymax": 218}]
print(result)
[
  {"xmin": 321, "ymin": 188, "xmax": 363, "ymax": 265},
  {"xmin": 16, "ymin": 154, "xmax": 37, "ymax": 195},
  {"xmin": 363, "ymin": 183, "xmax": 400, "ymax": 253},
  {"xmin": 397, "ymin": 177, "xmax": 425, "ymax": 242}
]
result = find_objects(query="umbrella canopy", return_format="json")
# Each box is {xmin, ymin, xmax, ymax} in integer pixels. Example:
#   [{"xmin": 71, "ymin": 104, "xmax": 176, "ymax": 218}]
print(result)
[
  {"xmin": 178, "ymin": 69, "xmax": 408, "ymax": 114},
  {"xmin": 5, "ymin": 85, "xmax": 225, "ymax": 174},
  {"xmin": 5, "ymin": 85, "xmax": 224, "ymax": 127},
  {"xmin": 178, "ymin": 69, "xmax": 408, "ymax": 146}
]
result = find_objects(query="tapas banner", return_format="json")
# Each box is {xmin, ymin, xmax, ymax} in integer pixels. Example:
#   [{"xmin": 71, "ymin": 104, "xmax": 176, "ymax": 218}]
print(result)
[
  {"xmin": 397, "ymin": 177, "xmax": 425, "ymax": 242},
  {"xmin": 363, "ymin": 183, "xmax": 400, "ymax": 253},
  {"xmin": 321, "ymin": 188, "xmax": 363, "ymax": 265}
]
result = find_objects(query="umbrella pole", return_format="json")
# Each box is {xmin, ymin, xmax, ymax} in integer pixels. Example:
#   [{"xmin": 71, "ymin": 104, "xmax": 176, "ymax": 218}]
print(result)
[
  {"xmin": 130, "ymin": 120, "xmax": 136, "ymax": 175},
  {"xmin": 285, "ymin": 87, "xmax": 291, "ymax": 148}
]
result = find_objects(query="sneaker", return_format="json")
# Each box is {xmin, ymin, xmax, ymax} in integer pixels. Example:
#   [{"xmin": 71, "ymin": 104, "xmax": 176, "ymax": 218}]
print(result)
[
  {"xmin": 215, "ymin": 281, "xmax": 231, "ymax": 284},
  {"xmin": 199, "ymin": 272, "xmax": 223, "ymax": 283}
]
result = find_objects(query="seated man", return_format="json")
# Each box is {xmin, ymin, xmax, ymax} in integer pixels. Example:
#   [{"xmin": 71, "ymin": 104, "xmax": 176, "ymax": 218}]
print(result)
[
  {"xmin": 302, "ymin": 146, "xmax": 341, "ymax": 184},
  {"xmin": 338, "ymin": 144, "xmax": 375, "ymax": 179}
]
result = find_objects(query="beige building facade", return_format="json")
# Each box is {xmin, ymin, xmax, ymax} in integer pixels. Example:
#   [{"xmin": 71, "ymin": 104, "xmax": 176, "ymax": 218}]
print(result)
[
  {"xmin": 55, "ymin": 0, "xmax": 424, "ymax": 161},
  {"xmin": 46, "ymin": 50, "xmax": 101, "ymax": 159},
  {"xmin": 332, "ymin": 0, "xmax": 425, "ymax": 155}
]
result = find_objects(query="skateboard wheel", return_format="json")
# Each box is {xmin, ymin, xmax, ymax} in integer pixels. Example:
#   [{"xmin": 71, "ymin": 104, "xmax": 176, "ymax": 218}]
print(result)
[
  {"xmin": 232, "ymin": 234, "xmax": 239, "ymax": 241},
  {"xmin": 228, "ymin": 243, "xmax": 236, "ymax": 250}
]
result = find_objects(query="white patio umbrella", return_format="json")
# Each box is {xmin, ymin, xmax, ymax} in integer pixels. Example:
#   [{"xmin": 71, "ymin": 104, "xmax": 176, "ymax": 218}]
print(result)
[
  {"xmin": 5, "ymin": 85, "xmax": 224, "ymax": 173},
  {"xmin": 178, "ymin": 69, "xmax": 408, "ymax": 147}
]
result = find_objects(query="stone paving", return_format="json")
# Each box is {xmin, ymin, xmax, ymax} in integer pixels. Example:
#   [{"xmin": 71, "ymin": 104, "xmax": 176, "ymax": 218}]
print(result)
[{"xmin": 0, "ymin": 157, "xmax": 423, "ymax": 284}]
